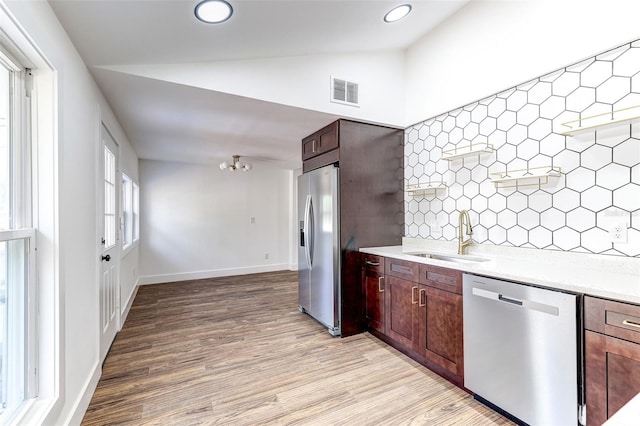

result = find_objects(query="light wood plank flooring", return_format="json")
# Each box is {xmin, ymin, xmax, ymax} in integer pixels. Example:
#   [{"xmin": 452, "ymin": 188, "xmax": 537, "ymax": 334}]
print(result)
[{"xmin": 82, "ymin": 270, "xmax": 513, "ymax": 425}]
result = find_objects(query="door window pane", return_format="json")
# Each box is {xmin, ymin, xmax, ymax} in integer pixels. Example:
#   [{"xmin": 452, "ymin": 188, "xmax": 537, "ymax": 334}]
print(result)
[{"xmin": 104, "ymin": 147, "xmax": 116, "ymax": 248}]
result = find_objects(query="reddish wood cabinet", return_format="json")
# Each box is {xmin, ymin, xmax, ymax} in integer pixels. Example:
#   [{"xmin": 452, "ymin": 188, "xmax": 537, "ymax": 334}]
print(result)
[
  {"xmin": 302, "ymin": 121, "xmax": 339, "ymax": 161},
  {"xmin": 385, "ymin": 275, "xmax": 418, "ymax": 348},
  {"xmin": 415, "ymin": 277, "xmax": 463, "ymax": 380},
  {"xmin": 362, "ymin": 254, "xmax": 385, "ymax": 333},
  {"xmin": 585, "ymin": 296, "xmax": 640, "ymax": 425},
  {"xmin": 384, "ymin": 258, "xmax": 420, "ymax": 347},
  {"xmin": 362, "ymin": 254, "xmax": 464, "ymax": 386}
]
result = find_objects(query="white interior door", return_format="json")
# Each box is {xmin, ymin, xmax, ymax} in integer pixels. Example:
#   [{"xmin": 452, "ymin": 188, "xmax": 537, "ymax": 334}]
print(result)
[{"xmin": 99, "ymin": 124, "xmax": 120, "ymax": 362}]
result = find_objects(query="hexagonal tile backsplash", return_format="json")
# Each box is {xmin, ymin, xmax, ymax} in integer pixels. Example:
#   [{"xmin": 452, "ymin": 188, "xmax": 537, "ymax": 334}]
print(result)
[{"xmin": 405, "ymin": 39, "xmax": 640, "ymax": 257}]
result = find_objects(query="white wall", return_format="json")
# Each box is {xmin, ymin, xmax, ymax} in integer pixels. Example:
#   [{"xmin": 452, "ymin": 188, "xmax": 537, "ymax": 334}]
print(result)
[
  {"xmin": 4, "ymin": 1, "xmax": 139, "ymax": 424},
  {"xmin": 119, "ymin": 138, "xmax": 140, "ymax": 322},
  {"xmin": 405, "ymin": 0, "xmax": 640, "ymax": 125},
  {"xmin": 289, "ymin": 168, "xmax": 303, "ymax": 270},
  {"xmin": 101, "ymin": 50, "xmax": 407, "ymax": 127},
  {"xmin": 139, "ymin": 160, "xmax": 290, "ymax": 284}
]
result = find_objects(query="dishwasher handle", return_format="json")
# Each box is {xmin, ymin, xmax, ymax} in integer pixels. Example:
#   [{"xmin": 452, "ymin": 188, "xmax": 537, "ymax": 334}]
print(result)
[
  {"xmin": 471, "ymin": 286, "xmax": 559, "ymax": 316},
  {"xmin": 498, "ymin": 294, "xmax": 523, "ymax": 306}
]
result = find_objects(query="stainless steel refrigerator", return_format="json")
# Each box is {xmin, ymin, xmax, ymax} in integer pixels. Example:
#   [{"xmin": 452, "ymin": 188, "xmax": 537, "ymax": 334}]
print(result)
[{"xmin": 298, "ymin": 164, "xmax": 341, "ymax": 336}]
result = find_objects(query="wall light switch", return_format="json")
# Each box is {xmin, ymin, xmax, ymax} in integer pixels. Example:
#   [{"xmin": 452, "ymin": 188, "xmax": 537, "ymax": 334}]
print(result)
[
  {"xmin": 250, "ymin": 216, "xmax": 256, "ymax": 224},
  {"xmin": 609, "ymin": 222, "xmax": 628, "ymax": 243}
]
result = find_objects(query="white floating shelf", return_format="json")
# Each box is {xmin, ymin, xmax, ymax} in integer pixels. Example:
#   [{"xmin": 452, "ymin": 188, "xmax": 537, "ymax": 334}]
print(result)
[
  {"xmin": 441, "ymin": 142, "xmax": 494, "ymax": 160},
  {"xmin": 490, "ymin": 166, "xmax": 561, "ymax": 188},
  {"xmin": 558, "ymin": 104, "xmax": 640, "ymax": 136},
  {"xmin": 405, "ymin": 182, "xmax": 447, "ymax": 195}
]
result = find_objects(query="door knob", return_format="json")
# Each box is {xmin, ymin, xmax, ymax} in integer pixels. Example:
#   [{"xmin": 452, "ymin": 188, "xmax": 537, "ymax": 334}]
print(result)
[{"xmin": 101, "ymin": 254, "xmax": 111, "ymax": 262}]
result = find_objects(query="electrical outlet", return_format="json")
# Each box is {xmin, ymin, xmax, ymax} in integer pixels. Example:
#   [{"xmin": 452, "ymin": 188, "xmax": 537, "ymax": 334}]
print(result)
[
  {"xmin": 431, "ymin": 224, "xmax": 442, "ymax": 236},
  {"xmin": 250, "ymin": 216, "xmax": 256, "ymax": 224},
  {"xmin": 264, "ymin": 253, "xmax": 269, "ymax": 260},
  {"xmin": 609, "ymin": 223, "xmax": 628, "ymax": 243}
]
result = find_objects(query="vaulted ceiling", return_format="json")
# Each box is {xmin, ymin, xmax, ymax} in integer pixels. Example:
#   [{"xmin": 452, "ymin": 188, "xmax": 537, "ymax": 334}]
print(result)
[{"xmin": 49, "ymin": 0, "xmax": 471, "ymax": 169}]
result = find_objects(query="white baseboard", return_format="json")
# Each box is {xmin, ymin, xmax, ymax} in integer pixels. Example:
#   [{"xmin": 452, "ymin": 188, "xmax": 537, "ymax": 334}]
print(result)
[
  {"xmin": 120, "ymin": 277, "xmax": 139, "ymax": 326},
  {"xmin": 139, "ymin": 263, "xmax": 290, "ymax": 285},
  {"xmin": 62, "ymin": 360, "xmax": 101, "ymax": 426}
]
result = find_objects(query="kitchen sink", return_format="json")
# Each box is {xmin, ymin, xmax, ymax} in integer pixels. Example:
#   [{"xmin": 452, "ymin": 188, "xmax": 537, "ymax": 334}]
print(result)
[{"xmin": 404, "ymin": 251, "xmax": 490, "ymax": 264}]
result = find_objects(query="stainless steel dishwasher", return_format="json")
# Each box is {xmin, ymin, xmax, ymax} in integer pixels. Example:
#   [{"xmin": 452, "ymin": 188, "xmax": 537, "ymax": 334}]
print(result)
[{"xmin": 463, "ymin": 274, "xmax": 583, "ymax": 425}]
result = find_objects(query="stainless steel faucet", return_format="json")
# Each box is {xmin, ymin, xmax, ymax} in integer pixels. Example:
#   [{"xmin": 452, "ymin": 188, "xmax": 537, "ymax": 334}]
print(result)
[{"xmin": 458, "ymin": 210, "xmax": 473, "ymax": 255}]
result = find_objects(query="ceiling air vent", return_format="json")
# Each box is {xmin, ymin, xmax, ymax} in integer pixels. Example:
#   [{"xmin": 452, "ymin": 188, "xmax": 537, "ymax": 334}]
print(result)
[{"xmin": 331, "ymin": 77, "xmax": 359, "ymax": 107}]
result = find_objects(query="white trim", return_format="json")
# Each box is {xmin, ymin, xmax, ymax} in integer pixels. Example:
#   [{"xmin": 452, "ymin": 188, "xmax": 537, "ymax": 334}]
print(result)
[
  {"xmin": 120, "ymin": 277, "xmax": 139, "ymax": 325},
  {"xmin": 121, "ymin": 239, "xmax": 139, "ymax": 258},
  {"xmin": 59, "ymin": 360, "xmax": 101, "ymax": 426},
  {"xmin": 0, "ymin": 227, "xmax": 35, "ymax": 241},
  {"xmin": 35, "ymin": 66, "xmax": 60, "ymax": 426},
  {"xmin": 0, "ymin": 4, "xmax": 59, "ymax": 423},
  {"xmin": 139, "ymin": 264, "xmax": 289, "ymax": 285}
]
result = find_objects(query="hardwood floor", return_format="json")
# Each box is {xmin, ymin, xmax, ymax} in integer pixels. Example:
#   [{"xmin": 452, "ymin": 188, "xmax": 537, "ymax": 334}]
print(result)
[{"xmin": 82, "ymin": 271, "xmax": 513, "ymax": 425}]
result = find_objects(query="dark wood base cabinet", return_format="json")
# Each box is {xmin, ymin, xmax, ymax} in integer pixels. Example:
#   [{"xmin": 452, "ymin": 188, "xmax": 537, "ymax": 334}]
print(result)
[
  {"xmin": 362, "ymin": 254, "xmax": 385, "ymax": 333},
  {"xmin": 416, "ymin": 284, "xmax": 463, "ymax": 380},
  {"xmin": 385, "ymin": 275, "xmax": 417, "ymax": 348},
  {"xmin": 384, "ymin": 258, "xmax": 420, "ymax": 348},
  {"xmin": 361, "ymin": 254, "xmax": 464, "ymax": 387},
  {"xmin": 585, "ymin": 296, "xmax": 640, "ymax": 425}
]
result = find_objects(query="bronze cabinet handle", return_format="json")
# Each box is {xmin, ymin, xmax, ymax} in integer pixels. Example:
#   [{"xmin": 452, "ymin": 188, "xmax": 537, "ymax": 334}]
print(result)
[{"xmin": 623, "ymin": 319, "xmax": 640, "ymax": 329}]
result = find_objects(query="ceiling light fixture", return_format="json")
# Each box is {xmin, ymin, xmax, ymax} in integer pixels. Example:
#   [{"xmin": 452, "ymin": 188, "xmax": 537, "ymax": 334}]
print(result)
[
  {"xmin": 383, "ymin": 4, "xmax": 412, "ymax": 23},
  {"xmin": 194, "ymin": 0, "xmax": 233, "ymax": 24},
  {"xmin": 219, "ymin": 155, "xmax": 252, "ymax": 172}
]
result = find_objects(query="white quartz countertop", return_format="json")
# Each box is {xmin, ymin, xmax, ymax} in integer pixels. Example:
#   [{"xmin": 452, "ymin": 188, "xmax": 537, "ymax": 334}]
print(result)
[{"xmin": 360, "ymin": 238, "xmax": 640, "ymax": 304}]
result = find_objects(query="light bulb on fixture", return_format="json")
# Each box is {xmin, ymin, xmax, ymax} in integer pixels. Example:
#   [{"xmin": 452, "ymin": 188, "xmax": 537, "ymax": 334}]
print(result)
[
  {"xmin": 383, "ymin": 4, "xmax": 412, "ymax": 23},
  {"xmin": 219, "ymin": 155, "xmax": 252, "ymax": 172},
  {"xmin": 194, "ymin": 0, "xmax": 233, "ymax": 24}
]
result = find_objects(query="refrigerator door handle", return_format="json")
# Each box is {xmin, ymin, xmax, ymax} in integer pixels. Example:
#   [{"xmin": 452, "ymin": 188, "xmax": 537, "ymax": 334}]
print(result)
[
  {"xmin": 308, "ymin": 195, "xmax": 315, "ymax": 269},
  {"xmin": 304, "ymin": 194, "xmax": 313, "ymax": 270}
]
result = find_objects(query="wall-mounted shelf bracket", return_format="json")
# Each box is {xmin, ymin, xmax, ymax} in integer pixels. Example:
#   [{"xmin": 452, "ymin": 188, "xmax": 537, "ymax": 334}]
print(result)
[
  {"xmin": 558, "ymin": 104, "xmax": 640, "ymax": 136},
  {"xmin": 405, "ymin": 181, "xmax": 447, "ymax": 196},
  {"xmin": 490, "ymin": 166, "xmax": 561, "ymax": 189},
  {"xmin": 441, "ymin": 141, "xmax": 494, "ymax": 161}
]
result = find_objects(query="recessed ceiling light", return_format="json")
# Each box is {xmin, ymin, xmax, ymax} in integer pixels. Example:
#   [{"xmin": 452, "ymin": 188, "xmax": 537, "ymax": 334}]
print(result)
[
  {"xmin": 383, "ymin": 4, "xmax": 412, "ymax": 23},
  {"xmin": 195, "ymin": 0, "xmax": 233, "ymax": 24}
]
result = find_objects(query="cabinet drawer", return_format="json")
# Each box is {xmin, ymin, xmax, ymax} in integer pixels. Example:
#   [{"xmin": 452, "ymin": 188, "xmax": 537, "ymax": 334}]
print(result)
[
  {"xmin": 362, "ymin": 254, "xmax": 384, "ymax": 273},
  {"xmin": 385, "ymin": 258, "xmax": 419, "ymax": 282},
  {"xmin": 418, "ymin": 264, "xmax": 462, "ymax": 294},
  {"xmin": 585, "ymin": 296, "xmax": 640, "ymax": 344}
]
